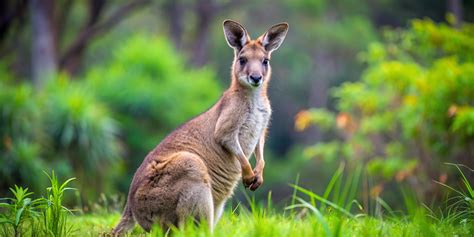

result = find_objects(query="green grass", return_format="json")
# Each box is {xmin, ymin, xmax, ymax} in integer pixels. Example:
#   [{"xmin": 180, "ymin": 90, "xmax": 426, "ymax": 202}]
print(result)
[
  {"xmin": 1, "ymin": 164, "xmax": 473, "ymax": 236},
  {"xmin": 67, "ymin": 209, "xmax": 472, "ymax": 237},
  {"xmin": 65, "ymin": 163, "xmax": 474, "ymax": 236}
]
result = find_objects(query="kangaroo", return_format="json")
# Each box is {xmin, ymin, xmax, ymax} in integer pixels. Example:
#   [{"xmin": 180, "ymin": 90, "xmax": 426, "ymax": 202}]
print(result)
[{"xmin": 112, "ymin": 20, "xmax": 288, "ymax": 235}]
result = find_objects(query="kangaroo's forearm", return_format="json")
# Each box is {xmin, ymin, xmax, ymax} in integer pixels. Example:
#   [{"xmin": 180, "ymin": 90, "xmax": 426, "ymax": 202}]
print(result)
[
  {"xmin": 214, "ymin": 105, "xmax": 254, "ymax": 177},
  {"xmin": 246, "ymin": 133, "xmax": 266, "ymax": 191},
  {"xmin": 253, "ymin": 131, "xmax": 266, "ymax": 173},
  {"xmin": 216, "ymin": 133, "xmax": 254, "ymax": 177}
]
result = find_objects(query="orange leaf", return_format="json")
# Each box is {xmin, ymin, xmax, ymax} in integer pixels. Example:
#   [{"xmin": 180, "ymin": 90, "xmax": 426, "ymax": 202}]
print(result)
[
  {"xmin": 295, "ymin": 110, "xmax": 312, "ymax": 132},
  {"xmin": 448, "ymin": 105, "xmax": 457, "ymax": 117},
  {"xmin": 370, "ymin": 183, "xmax": 384, "ymax": 198}
]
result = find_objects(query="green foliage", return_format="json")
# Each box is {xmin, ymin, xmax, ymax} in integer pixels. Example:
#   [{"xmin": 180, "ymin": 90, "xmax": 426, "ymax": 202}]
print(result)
[
  {"xmin": 0, "ymin": 172, "xmax": 75, "ymax": 237},
  {"xmin": 44, "ymin": 78, "xmax": 120, "ymax": 170},
  {"xmin": 366, "ymin": 158, "xmax": 417, "ymax": 180},
  {"xmin": 299, "ymin": 20, "xmax": 474, "ymax": 202},
  {"xmin": 1, "ymin": 170, "xmax": 472, "ymax": 236},
  {"xmin": 1, "ymin": 140, "xmax": 46, "ymax": 195},
  {"xmin": 85, "ymin": 35, "xmax": 221, "ymax": 187},
  {"xmin": 42, "ymin": 171, "xmax": 76, "ymax": 236},
  {"xmin": 451, "ymin": 106, "xmax": 474, "ymax": 136},
  {"xmin": 285, "ymin": 0, "xmax": 326, "ymax": 15},
  {"xmin": 429, "ymin": 164, "xmax": 474, "ymax": 226},
  {"xmin": 46, "ymin": 79, "xmax": 121, "ymax": 200},
  {"xmin": 86, "ymin": 35, "xmax": 220, "ymax": 129},
  {"xmin": 0, "ymin": 77, "xmax": 120, "ymax": 199},
  {"xmin": 0, "ymin": 77, "xmax": 48, "ymax": 194},
  {"xmin": 0, "ymin": 186, "xmax": 43, "ymax": 237},
  {"xmin": 0, "ymin": 83, "xmax": 42, "ymax": 141},
  {"xmin": 62, "ymin": 191, "xmax": 473, "ymax": 236}
]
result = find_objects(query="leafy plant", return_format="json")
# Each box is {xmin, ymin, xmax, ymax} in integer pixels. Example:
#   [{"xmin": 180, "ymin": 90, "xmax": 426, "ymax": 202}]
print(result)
[
  {"xmin": 0, "ymin": 171, "xmax": 76, "ymax": 237},
  {"xmin": 42, "ymin": 171, "xmax": 76, "ymax": 237},
  {"xmin": 0, "ymin": 186, "xmax": 43, "ymax": 237},
  {"xmin": 428, "ymin": 163, "xmax": 474, "ymax": 226}
]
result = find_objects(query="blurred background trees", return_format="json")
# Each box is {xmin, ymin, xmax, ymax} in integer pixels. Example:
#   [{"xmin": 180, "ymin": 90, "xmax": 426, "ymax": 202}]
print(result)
[
  {"xmin": 296, "ymin": 19, "xmax": 474, "ymax": 207},
  {"xmin": 1, "ymin": 0, "xmax": 473, "ymax": 211}
]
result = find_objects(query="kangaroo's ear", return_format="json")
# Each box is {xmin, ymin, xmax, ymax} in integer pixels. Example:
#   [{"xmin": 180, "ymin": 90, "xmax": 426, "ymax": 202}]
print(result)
[
  {"xmin": 223, "ymin": 20, "xmax": 250, "ymax": 51},
  {"xmin": 260, "ymin": 22, "xmax": 289, "ymax": 53}
]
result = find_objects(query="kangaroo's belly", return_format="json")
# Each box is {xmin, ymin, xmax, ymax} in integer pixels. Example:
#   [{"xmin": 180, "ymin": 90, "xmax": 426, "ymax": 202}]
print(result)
[
  {"xmin": 207, "ymin": 155, "xmax": 241, "ymax": 204},
  {"xmin": 238, "ymin": 107, "xmax": 270, "ymax": 157}
]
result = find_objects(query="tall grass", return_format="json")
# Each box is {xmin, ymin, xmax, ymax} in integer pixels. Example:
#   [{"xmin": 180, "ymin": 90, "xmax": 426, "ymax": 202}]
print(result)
[
  {"xmin": 285, "ymin": 163, "xmax": 361, "ymax": 237},
  {"xmin": 0, "ymin": 171, "xmax": 76, "ymax": 236},
  {"xmin": 42, "ymin": 171, "xmax": 76, "ymax": 236},
  {"xmin": 287, "ymin": 163, "xmax": 361, "ymax": 217},
  {"xmin": 427, "ymin": 163, "xmax": 474, "ymax": 227},
  {"xmin": 282, "ymin": 162, "xmax": 474, "ymax": 237}
]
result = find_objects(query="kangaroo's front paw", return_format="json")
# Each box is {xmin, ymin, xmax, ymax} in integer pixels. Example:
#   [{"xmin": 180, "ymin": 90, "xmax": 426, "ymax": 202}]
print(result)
[
  {"xmin": 249, "ymin": 172, "xmax": 263, "ymax": 191},
  {"xmin": 242, "ymin": 173, "xmax": 256, "ymax": 188}
]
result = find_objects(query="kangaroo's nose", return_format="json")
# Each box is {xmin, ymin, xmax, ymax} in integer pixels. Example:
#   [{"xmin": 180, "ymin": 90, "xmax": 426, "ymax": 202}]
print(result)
[{"xmin": 249, "ymin": 74, "xmax": 262, "ymax": 86}]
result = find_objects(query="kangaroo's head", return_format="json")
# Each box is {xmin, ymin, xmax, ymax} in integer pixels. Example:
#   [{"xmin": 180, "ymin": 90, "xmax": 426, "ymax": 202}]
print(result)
[{"xmin": 223, "ymin": 20, "xmax": 288, "ymax": 89}]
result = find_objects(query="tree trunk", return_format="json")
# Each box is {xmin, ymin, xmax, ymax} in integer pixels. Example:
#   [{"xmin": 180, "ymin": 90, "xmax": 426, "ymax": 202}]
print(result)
[
  {"xmin": 164, "ymin": 0, "xmax": 185, "ymax": 49},
  {"xmin": 190, "ymin": 0, "xmax": 216, "ymax": 67},
  {"xmin": 59, "ymin": 0, "xmax": 149, "ymax": 75},
  {"xmin": 448, "ymin": 0, "xmax": 463, "ymax": 28},
  {"xmin": 29, "ymin": 0, "xmax": 57, "ymax": 89},
  {"xmin": 300, "ymin": 51, "xmax": 334, "ymax": 143}
]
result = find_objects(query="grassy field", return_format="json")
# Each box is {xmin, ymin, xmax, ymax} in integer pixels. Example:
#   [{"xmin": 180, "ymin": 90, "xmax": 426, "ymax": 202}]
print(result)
[
  {"xmin": 2, "ymin": 191, "xmax": 474, "ymax": 237},
  {"xmin": 1, "ymin": 168, "xmax": 473, "ymax": 236},
  {"xmin": 69, "ymin": 209, "xmax": 472, "ymax": 237}
]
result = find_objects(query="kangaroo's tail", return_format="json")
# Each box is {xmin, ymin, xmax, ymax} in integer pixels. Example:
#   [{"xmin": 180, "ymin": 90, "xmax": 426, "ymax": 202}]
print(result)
[{"xmin": 112, "ymin": 202, "xmax": 135, "ymax": 236}]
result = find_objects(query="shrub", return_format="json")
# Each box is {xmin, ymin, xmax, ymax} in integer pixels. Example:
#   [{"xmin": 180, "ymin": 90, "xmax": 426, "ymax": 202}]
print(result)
[
  {"xmin": 0, "ymin": 77, "xmax": 121, "ymax": 201},
  {"xmin": 296, "ymin": 19, "xmax": 474, "ymax": 203},
  {"xmin": 0, "ymin": 79, "xmax": 47, "ymax": 195},
  {"xmin": 43, "ymin": 78, "xmax": 121, "ymax": 199}
]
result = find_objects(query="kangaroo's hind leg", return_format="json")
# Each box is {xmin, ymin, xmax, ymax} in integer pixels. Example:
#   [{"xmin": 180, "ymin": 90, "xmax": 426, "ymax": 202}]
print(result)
[
  {"xmin": 132, "ymin": 151, "xmax": 214, "ymax": 232},
  {"xmin": 176, "ymin": 180, "xmax": 214, "ymax": 232}
]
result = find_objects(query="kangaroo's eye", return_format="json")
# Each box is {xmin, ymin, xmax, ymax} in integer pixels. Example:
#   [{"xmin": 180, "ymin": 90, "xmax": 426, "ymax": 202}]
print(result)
[
  {"xmin": 239, "ymin": 57, "xmax": 247, "ymax": 66},
  {"xmin": 262, "ymin": 59, "xmax": 269, "ymax": 66}
]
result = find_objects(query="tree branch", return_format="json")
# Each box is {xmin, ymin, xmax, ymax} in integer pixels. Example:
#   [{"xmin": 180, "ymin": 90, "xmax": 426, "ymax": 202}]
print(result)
[{"xmin": 59, "ymin": 0, "xmax": 150, "ymax": 73}]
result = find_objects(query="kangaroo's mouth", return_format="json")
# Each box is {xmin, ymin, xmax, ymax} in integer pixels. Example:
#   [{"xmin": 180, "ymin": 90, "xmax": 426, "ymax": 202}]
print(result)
[
  {"xmin": 238, "ymin": 75, "xmax": 261, "ymax": 88},
  {"xmin": 249, "ymin": 80, "xmax": 262, "ymax": 87}
]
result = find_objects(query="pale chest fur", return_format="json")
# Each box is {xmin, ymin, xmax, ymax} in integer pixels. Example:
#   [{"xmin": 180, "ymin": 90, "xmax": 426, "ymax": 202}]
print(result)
[{"xmin": 238, "ymin": 96, "xmax": 271, "ymax": 157}]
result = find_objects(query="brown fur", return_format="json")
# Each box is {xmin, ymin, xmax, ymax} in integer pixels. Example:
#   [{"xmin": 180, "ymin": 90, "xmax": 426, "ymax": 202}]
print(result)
[{"xmin": 112, "ymin": 20, "xmax": 288, "ymax": 235}]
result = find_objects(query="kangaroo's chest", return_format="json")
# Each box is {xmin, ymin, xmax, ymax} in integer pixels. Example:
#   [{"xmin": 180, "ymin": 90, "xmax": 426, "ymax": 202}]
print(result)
[{"xmin": 238, "ymin": 101, "xmax": 271, "ymax": 157}]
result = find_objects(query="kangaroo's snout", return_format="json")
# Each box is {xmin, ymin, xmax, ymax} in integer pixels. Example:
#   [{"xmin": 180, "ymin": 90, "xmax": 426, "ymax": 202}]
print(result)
[{"xmin": 249, "ymin": 74, "xmax": 262, "ymax": 86}]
